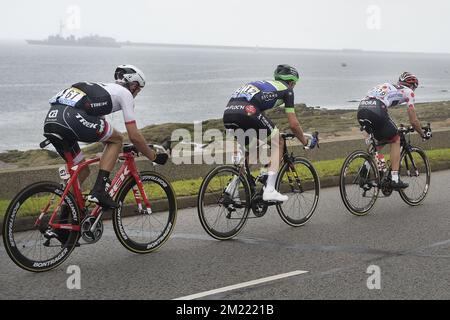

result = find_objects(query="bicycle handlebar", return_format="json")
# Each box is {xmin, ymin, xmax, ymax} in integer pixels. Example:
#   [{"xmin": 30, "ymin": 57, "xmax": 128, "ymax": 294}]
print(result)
[
  {"xmin": 398, "ymin": 123, "xmax": 432, "ymax": 142},
  {"xmin": 282, "ymin": 131, "xmax": 320, "ymax": 149},
  {"xmin": 398, "ymin": 123, "xmax": 431, "ymax": 134},
  {"xmin": 122, "ymin": 141, "xmax": 172, "ymax": 156}
]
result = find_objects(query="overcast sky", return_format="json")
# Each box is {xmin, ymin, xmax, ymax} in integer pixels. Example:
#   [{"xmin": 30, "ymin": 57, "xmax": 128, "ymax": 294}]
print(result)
[{"xmin": 2, "ymin": 0, "xmax": 449, "ymax": 53}]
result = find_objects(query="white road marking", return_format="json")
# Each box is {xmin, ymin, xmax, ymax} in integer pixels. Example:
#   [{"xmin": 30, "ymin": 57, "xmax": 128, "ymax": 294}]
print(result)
[{"xmin": 173, "ymin": 270, "xmax": 309, "ymax": 300}]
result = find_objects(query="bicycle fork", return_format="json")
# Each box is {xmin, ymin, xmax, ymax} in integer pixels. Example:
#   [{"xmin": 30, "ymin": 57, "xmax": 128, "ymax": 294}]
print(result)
[
  {"xmin": 286, "ymin": 163, "xmax": 304, "ymax": 193},
  {"xmin": 403, "ymin": 152, "xmax": 420, "ymax": 178},
  {"xmin": 131, "ymin": 174, "xmax": 153, "ymax": 215}
]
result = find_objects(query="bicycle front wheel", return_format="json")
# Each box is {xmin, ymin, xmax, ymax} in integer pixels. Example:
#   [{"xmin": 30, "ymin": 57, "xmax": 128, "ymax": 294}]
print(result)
[
  {"xmin": 339, "ymin": 151, "xmax": 380, "ymax": 216},
  {"xmin": 399, "ymin": 147, "xmax": 431, "ymax": 206},
  {"xmin": 276, "ymin": 158, "xmax": 320, "ymax": 227},
  {"xmin": 2, "ymin": 182, "xmax": 80, "ymax": 272},
  {"xmin": 113, "ymin": 172, "xmax": 177, "ymax": 254},
  {"xmin": 197, "ymin": 166, "xmax": 251, "ymax": 240}
]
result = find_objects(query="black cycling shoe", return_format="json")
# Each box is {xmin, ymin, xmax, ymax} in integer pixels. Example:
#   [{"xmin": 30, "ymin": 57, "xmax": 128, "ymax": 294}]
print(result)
[
  {"xmin": 390, "ymin": 179, "xmax": 409, "ymax": 190},
  {"xmin": 42, "ymin": 204, "xmax": 72, "ymax": 247},
  {"xmin": 43, "ymin": 229, "xmax": 80, "ymax": 247},
  {"xmin": 87, "ymin": 190, "xmax": 118, "ymax": 209}
]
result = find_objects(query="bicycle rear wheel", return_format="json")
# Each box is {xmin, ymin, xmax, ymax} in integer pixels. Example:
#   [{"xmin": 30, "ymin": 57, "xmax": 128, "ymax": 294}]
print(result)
[
  {"xmin": 197, "ymin": 166, "xmax": 251, "ymax": 240},
  {"xmin": 276, "ymin": 158, "xmax": 320, "ymax": 227},
  {"xmin": 2, "ymin": 182, "xmax": 80, "ymax": 272},
  {"xmin": 339, "ymin": 151, "xmax": 380, "ymax": 216},
  {"xmin": 399, "ymin": 147, "xmax": 430, "ymax": 206},
  {"xmin": 113, "ymin": 172, "xmax": 177, "ymax": 254}
]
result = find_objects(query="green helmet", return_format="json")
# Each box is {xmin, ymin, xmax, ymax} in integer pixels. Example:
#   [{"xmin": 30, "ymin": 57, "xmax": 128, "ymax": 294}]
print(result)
[{"xmin": 274, "ymin": 64, "xmax": 299, "ymax": 82}]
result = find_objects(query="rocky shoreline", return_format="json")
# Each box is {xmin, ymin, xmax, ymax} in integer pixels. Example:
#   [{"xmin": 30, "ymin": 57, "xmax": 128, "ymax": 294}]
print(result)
[{"xmin": 1, "ymin": 101, "xmax": 449, "ymax": 170}]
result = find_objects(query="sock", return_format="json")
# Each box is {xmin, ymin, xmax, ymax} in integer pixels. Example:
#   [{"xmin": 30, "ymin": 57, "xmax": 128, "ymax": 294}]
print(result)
[
  {"xmin": 265, "ymin": 171, "xmax": 277, "ymax": 191},
  {"xmin": 392, "ymin": 171, "xmax": 399, "ymax": 183},
  {"xmin": 92, "ymin": 169, "xmax": 110, "ymax": 193}
]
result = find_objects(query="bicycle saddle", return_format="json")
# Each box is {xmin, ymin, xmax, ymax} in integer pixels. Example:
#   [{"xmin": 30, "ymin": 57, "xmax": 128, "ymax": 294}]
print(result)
[{"xmin": 358, "ymin": 119, "xmax": 374, "ymax": 134}]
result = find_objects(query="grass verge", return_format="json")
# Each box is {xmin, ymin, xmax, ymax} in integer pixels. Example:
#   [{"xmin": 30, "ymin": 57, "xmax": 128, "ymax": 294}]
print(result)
[{"xmin": 1, "ymin": 148, "xmax": 449, "ymax": 219}]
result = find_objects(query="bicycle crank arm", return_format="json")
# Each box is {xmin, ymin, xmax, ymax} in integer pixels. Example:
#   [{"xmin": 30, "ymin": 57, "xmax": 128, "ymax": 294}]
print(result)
[
  {"xmin": 263, "ymin": 200, "xmax": 283, "ymax": 206},
  {"xmin": 89, "ymin": 212, "xmax": 103, "ymax": 233}
]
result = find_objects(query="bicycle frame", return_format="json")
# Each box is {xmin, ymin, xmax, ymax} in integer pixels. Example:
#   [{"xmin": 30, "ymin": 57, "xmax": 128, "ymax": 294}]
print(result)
[
  {"xmin": 360, "ymin": 126, "xmax": 426, "ymax": 189},
  {"xmin": 366, "ymin": 129, "xmax": 413, "ymax": 165},
  {"xmin": 399, "ymin": 132, "xmax": 423, "ymax": 178},
  {"xmin": 239, "ymin": 134, "xmax": 303, "ymax": 194},
  {"xmin": 35, "ymin": 150, "xmax": 152, "ymax": 232}
]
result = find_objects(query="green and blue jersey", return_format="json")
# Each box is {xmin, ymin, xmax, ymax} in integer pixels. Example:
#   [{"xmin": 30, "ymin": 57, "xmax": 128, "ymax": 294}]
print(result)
[{"xmin": 229, "ymin": 80, "xmax": 295, "ymax": 113}]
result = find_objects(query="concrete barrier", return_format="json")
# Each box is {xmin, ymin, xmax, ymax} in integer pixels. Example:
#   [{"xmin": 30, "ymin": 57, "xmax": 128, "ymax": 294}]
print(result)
[{"xmin": 1, "ymin": 130, "xmax": 450, "ymax": 200}]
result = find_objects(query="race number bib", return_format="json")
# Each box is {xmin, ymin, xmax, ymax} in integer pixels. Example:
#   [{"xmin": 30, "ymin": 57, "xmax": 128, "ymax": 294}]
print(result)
[
  {"xmin": 368, "ymin": 84, "xmax": 390, "ymax": 98},
  {"xmin": 51, "ymin": 87, "xmax": 87, "ymax": 107},
  {"xmin": 231, "ymin": 84, "xmax": 260, "ymax": 101}
]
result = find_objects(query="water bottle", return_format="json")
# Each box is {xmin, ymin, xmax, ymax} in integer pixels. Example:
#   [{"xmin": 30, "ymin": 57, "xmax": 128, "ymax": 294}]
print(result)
[
  {"xmin": 375, "ymin": 153, "xmax": 387, "ymax": 173},
  {"xmin": 231, "ymin": 149, "xmax": 243, "ymax": 165},
  {"xmin": 58, "ymin": 166, "xmax": 70, "ymax": 184}
]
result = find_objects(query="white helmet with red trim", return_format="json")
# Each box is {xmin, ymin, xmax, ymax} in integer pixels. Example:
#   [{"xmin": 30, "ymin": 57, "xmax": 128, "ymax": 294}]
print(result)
[{"xmin": 398, "ymin": 72, "xmax": 419, "ymax": 91}]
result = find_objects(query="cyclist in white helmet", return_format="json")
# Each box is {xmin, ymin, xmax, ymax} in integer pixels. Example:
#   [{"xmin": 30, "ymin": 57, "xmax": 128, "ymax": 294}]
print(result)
[{"xmin": 44, "ymin": 65, "xmax": 168, "ymax": 210}]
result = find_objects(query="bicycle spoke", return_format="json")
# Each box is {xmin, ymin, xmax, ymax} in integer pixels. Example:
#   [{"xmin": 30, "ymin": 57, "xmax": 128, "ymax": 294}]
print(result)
[
  {"xmin": 3, "ymin": 183, "xmax": 79, "ymax": 272},
  {"xmin": 198, "ymin": 167, "xmax": 250, "ymax": 240},
  {"xmin": 113, "ymin": 173, "xmax": 176, "ymax": 253},
  {"xmin": 277, "ymin": 159, "xmax": 319, "ymax": 226},
  {"xmin": 399, "ymin": 149, "xmax": 429, "ymax": 205},
  {"xmin": 340, "ymin": 152, "xmax": 379, "ymax": 215}
]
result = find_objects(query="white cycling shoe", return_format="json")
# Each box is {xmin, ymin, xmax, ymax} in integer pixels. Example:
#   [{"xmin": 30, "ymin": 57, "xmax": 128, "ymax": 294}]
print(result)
[{"xmin": 263, "ymin": 188, "xmax": 288, "ymax": 202}]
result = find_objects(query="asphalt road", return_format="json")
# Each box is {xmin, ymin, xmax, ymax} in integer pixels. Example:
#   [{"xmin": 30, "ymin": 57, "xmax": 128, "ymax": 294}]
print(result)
[{"xmin": 1, "ymin": 170, "xmax": 449, "ymax": 301}]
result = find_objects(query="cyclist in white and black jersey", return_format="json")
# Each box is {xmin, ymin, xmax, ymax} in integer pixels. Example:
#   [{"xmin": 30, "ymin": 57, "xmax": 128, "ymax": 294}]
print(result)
[
  {"xmin": 357, "ymin": 72, "xmax": 429, "ymax": 189},
  {"xmin": 44, "ymin": 65, "xmax": 168, "ymax": 209}
]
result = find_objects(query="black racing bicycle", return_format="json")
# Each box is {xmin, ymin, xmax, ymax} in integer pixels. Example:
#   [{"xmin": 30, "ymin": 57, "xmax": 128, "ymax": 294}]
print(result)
[
  {"xmin": 339, "ymin": 123, "xmax": 432, "ymax": 216},
  {"xmin": 197, "ymin": 132, "xmax": 320, "ymax": 240}
]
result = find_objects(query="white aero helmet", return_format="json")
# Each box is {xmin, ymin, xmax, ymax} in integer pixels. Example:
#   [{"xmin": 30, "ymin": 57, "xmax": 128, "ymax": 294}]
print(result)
[{"xmin": 114, "ymin": 64, "xmax": 146, "ymax": 88}]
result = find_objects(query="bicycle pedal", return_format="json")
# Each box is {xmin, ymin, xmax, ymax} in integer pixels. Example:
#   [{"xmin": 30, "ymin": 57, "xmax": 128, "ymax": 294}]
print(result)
[
  {"xmin": 233, "ymin": 203, "xmax": 244, "ymax": 209},
  {"xmin": 56, "ymin": 241, "xmax": 81, "ymax": 248},
  {"xmin": 43, "ymin": 229, "xmax": 58, "ymax": 240}
]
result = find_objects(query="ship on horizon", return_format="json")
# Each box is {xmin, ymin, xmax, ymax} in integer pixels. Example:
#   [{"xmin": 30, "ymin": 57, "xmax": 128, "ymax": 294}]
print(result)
[
  {"xmin": 27, "ymin": 21, "xmax": 120, "ymax": 48},
  {"xmin": 27, "ymin": 34, "xmax": 121, "ymax": 48}
]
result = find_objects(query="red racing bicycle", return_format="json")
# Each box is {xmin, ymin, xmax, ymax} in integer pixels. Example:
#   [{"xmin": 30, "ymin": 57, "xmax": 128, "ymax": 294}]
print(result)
[{"xmin": 3, "ymin": 133, "xmax": 177, "ymax": 272}]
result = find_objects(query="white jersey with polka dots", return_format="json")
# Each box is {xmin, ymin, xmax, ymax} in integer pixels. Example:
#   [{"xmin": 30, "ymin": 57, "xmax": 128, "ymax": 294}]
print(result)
[{"xmin": 366, "ymin": 83, "xmax": 416, "ymax": 109}]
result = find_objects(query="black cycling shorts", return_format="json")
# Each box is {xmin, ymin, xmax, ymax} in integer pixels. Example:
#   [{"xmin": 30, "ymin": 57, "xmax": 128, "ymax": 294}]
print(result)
[
  {"xmin": 357, "ymin": 98, "xmax": 398, "ymax": 142},
  {"xmin": 43, "ymin": 104, "xmax": 113, "ymax": 163},
  {"xmin": 223, "ymin": 103, "xmax": 278, "ymax": 147}
]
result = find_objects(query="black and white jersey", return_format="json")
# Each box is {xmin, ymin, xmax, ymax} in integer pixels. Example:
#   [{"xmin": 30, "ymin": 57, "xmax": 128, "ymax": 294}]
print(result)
[{"xmin": 49, "ymin": 82, "xmax": 136, "ymax": 124}]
